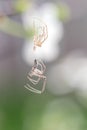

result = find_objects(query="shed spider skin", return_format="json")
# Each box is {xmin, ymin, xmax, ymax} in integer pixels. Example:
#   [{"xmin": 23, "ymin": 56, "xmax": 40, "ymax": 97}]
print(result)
[{"xmin": 33, "ymin": 18, "xmax": 48, "ymax": 50}]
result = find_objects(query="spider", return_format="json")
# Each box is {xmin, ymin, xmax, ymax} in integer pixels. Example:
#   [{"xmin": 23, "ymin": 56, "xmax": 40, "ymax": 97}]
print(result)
[
  {"xmin": 24, "ymin": 59, "xmax": 47, "ymax": 94},
  {"xmin": 33, "ymin": 18, "xmax": 48, "ymax": 50}
]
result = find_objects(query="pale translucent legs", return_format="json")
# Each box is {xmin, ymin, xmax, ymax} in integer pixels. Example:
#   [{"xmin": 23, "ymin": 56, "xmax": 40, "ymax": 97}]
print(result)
[
  {"xmin": 33, "ymin": 22, "xmax": 48, "ymax": 50},
  {"xmin": 24, "ymin": 76, "xmax": 46, "ymax": 94},
  {"xmin": 24, "ymin": 60, "xmax": 47, "ymax": 94}
]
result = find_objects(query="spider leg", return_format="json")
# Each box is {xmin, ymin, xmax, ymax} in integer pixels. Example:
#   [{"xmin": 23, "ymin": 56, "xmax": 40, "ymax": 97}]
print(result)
[
  {"xmin": 33, "ymin": 25, "xmax": 42, "ymax": 45},
  {"xmin": 38, "ymin": 60, "xmax": 46, "ymax": 73},
  {"xmin": 39, "ymin": 26, "xmax": 44, "ymax": 42},
  {"xmin": 27, "ymin": 75, "xmax": 40, "ymax": 85},
  {"xmin": 39, "ymin": 59, "xmax": 46, "ymax": 72},
  {"xmin": 39, "ymin": 24, "xmax": 48, "ymax": 44},
  {"xmin": 24, "ymin": 84, "xmax": 42, "ymax": 94},
  {"xmin": 38, "ymin": 27, "xmax": 45, "ymax": 44},
  {"xmin": 41, "ymin": 76, "xmax": 47, "ymax": 93},
  {"xmin": 35, "ymin": 25, "xmax": 47, "ymax": 47},
  {"xmin": 37, "ymin": 62, "xmax": 43, "ymax": 72},
  {"xmin": 27, "ymin": 72, "xmax": 37, "ymax": 84}
]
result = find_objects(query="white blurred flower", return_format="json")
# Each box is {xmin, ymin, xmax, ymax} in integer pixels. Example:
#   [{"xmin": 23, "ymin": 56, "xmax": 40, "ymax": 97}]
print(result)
[
  {"xmin": 22, "ymin": 2, "xmax": 63, "ymax": 65},
  {"xmin": 22, "ymin": 40, "xmax": 60, "ymax": 65},
  {"xmin": 48, "ymin": 51, "xmax": 87, "ymax": 95}
]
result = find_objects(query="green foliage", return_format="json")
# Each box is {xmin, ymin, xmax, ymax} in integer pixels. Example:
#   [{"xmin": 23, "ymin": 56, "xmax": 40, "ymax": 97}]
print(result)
[
  {"xmin": 14, "ymin": 0, "xmax": 30, "ymax": 13},
  {"xmin": 56, "ymin": 3, "xmax": 70, "ymax": 22},
  {"xmin": 0, "ymin": 16, "xmax": 34, "ymax": 39}
]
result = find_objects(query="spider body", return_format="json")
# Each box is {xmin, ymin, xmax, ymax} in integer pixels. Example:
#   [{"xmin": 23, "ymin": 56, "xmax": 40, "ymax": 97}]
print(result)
[{"xmin": 24, "ymin": 59, "xmax": 46, "ymax": 94}]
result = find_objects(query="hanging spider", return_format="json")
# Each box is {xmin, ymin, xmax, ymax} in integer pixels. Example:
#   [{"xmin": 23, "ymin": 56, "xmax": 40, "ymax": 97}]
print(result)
[
  {"xmin": 33, "ymin": 18, "xmax": 48, "ymax": 50},
  {"xmin": 24, "ymin": 59, "xmax": 47, "ymax": 94}
]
